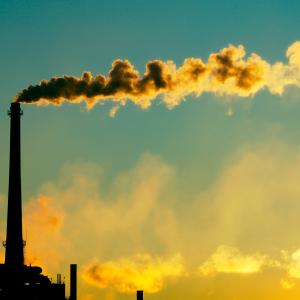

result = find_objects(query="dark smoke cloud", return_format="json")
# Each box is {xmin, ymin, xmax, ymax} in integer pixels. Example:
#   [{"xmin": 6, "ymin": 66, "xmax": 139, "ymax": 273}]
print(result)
[
  {"xmin": 15, "ymin": 60, "xmax": 177, "ymax": 108},
  {"xmin": 15, "ymin": 42, "xmax": 300, "ymax": 113}
]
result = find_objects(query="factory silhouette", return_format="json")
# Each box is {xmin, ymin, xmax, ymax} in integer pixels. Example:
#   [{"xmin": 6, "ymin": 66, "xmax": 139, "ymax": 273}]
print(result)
[
  {"xmin": 0, "ymin": 103, "xmax": 145, "ymax": 300},
  {"xmin": 0, "ymin": 102, "xmax": 76, "ymax": 299}
]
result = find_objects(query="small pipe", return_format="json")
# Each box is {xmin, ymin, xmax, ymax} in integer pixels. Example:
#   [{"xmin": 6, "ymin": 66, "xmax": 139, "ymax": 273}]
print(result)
[
  {"xmin": 137, "ymin": 290, "xmax": 143, "ymax": 300},
  {"xmin": 70, "ymin": 264, "xmax": 77, "ymax": 300}
]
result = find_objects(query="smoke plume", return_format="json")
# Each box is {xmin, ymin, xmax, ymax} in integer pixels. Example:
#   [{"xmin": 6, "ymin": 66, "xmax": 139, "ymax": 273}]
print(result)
[
  {"xmin": 14, "ymin": 41, "xmax": 300, "ymax": 112},
  {"xmin": 82, "ymin": 254, "xmax": 185, "ymax": 293}
]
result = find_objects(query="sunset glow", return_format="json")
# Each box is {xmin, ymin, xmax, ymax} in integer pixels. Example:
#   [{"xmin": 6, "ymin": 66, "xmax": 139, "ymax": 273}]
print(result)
[{"xmin": 1, "ymin": 1, "xmax": 300, "ymax": 299}]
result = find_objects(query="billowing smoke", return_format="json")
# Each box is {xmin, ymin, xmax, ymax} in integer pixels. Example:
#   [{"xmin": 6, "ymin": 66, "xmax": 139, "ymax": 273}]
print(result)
[
  {"xmin": 15, "ymin": 41, "xmax": 300, "ymax": 112},
  {"xmin": 82, "ymin": 253, "xmax": 185, "ymax": 293}
]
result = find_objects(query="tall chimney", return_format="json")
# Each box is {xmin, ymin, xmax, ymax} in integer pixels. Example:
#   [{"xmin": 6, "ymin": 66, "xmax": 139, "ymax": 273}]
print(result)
[
  {"xmin": 70, "ymin": 264, "xmax": 77, "ymax": 300},
  {"xmin": 4, "ymin": 102, "xmax": 24, "ymax": 266},
  {"xmin": 137, "ymin": 290, "xmax": 143, "ymax": 300}
]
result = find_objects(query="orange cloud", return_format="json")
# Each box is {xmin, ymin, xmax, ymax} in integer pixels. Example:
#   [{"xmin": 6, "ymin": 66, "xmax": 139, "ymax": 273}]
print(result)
[
  {"xmin": 23, "ymin": 194, "xmax": 67, "ymax": 272},
  {"xmin": 198, "ymin": 245, "xmax": 268, "ymax": 276},
  {"xmin": 6, "ymin": 144, "xmax": 300, "ymax": 298},
  {"xmin": 13, "ymin": 154, "xmax": 176, "ymax": 298},
  {"xmin": 82, "ymin": 253, "xmax": 185, "ymax": 293}
]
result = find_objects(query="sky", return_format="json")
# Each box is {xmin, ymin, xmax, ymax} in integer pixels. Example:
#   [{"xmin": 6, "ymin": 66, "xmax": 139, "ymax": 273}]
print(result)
[{"xmin": 1, "ymin": 0, "xmax": 300, "ymax": 299}]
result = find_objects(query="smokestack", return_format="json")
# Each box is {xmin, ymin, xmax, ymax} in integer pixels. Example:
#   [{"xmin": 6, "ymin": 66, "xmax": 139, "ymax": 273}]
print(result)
[
  {"xmin": 137, "ymin": 290, "xmax": 143, "ymax": 300},
  {"xmin": 4, "ymin": 102, "xmax": 24, "ymax": 266},
  {"xmin": 70, "ymin": 264, "xmax": 77, "ymax": 300}
]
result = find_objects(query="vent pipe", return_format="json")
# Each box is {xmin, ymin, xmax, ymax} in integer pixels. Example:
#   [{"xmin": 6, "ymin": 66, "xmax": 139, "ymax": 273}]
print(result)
[
  {"xmin": 137, "ymin": 290, "xmax": 143, "ymax": 300},
  {"xmin": 70, "ymin": 264, "xmax": 77, "ymax": 300}
]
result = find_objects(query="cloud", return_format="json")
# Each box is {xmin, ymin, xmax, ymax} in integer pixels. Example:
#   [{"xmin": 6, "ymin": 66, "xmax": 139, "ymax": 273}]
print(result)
[
  {"xmin": 198, "ymin": 245, "xmax": 268, "ymax": 276},
  {"xmin": 5, "ymin": 142, "xmax": 300, "ymax": 298},
  {"xmin": 13, "ymin": 154, "xmax": 177, "ymax": 297},
  {"xmin": 82, "ymin": 253, "xmax": 185, "ymax": 293},
  {"xmin": 15, "ymin": 41, "xmax": 300, "ymax": 112},
  {"xmin": 192, "ymin": 142, "xmax": 300, "ymax": 253},
  {"xmin": 267, "ymin": 41, "xmax": 300, "ymax": 94},
  {"xmin": 280, "ymin": 278, "xmax": 295, "ymax": 289},
  {"xmin": 20, "ymin": 144, "xmax": 300, "ymax": 270},
  {"xmin": 189, "ymin": 142, "xmax": 300, "ymax": 290},
  {"xmin": 197, "ymin": 245, "xmax": 300, "ymax": 289},
  {"xmin": 280, "ymin": 249, "xmax": 300, "ymax": 280},
  {"xmin": 23, "ymin": 194, "xmax": 67, "ymax": 270}
]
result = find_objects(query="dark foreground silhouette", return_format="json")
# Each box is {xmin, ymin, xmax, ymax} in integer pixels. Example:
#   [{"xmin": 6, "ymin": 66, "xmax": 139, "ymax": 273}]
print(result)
[{"xmin": 0, "ymin": 103, "xmax": 76, "ymax": 300}]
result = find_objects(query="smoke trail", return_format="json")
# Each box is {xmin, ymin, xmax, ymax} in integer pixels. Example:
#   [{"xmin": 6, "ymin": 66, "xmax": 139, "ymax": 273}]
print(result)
[{"xmin": 15, "ymin": 42, "xmax": 300, "ymax": 111}]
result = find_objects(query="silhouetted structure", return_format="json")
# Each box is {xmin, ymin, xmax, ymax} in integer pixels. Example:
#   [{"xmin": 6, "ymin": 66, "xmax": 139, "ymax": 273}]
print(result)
[
  {"xmin": 137, "ymin": 290, "xmax": 144, "ymax": 300},
  {"xmin": 70, "ymin": 264, "xmax": 77, "ymax": 300},
  {"xmin": 0, "ymin": 103, "xmax": 75, "ymax": 299},
  {"xmin": 5, "ymin": 102, "xmax": 24, "ymax": 266}
]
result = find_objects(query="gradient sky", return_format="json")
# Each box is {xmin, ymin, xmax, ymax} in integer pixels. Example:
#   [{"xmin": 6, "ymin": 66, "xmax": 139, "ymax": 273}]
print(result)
[{"xmin": 1, "ymin": 1, "xmax": 300, "ymax": 300}]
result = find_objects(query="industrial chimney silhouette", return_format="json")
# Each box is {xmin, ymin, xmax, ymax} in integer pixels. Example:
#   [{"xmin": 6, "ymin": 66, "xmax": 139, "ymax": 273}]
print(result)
[
  {"xmin": 5, "ymin": 102, "xmax": 24, "ymax": 266},
  {"xmin": 0, "ymin": 102, "xmax": 79, "ymax": 299}
]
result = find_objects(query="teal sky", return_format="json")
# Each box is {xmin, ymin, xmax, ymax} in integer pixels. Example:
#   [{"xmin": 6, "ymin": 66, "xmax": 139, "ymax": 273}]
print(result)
[
  {"xmin": 0, "ymin": 0, "xmax": 299, "ymax": 197},
  {"xmin": 1, "ymin": 1, "xmax": 300, "ymax": 300}
]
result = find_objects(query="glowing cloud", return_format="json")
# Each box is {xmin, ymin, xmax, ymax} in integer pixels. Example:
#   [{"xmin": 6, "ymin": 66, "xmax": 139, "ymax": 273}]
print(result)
[
  {"xmin": 281, "ymin": 249, "xmax": 300, "ymax": 279},
  {"xmin": 199, "ymin": 245, "xmax": 268, "ymax": 276},
  {"xmin": 23, "ymin": 195, "xmax": 66, "ymax": 270},
  {"xmin": 82, "ymin": 253, "xmax": 185, "ymax": 293},
  {"xmin": 5, "ymin": 145, "xmax": 300, "ymax": 298},
  {"xmin": 14, "ymin": 41, "xmax": 300, "ymax": 112},
  {"xmin": 280, "ymin": 278, "xmax": 295, "ymax": 289}
]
